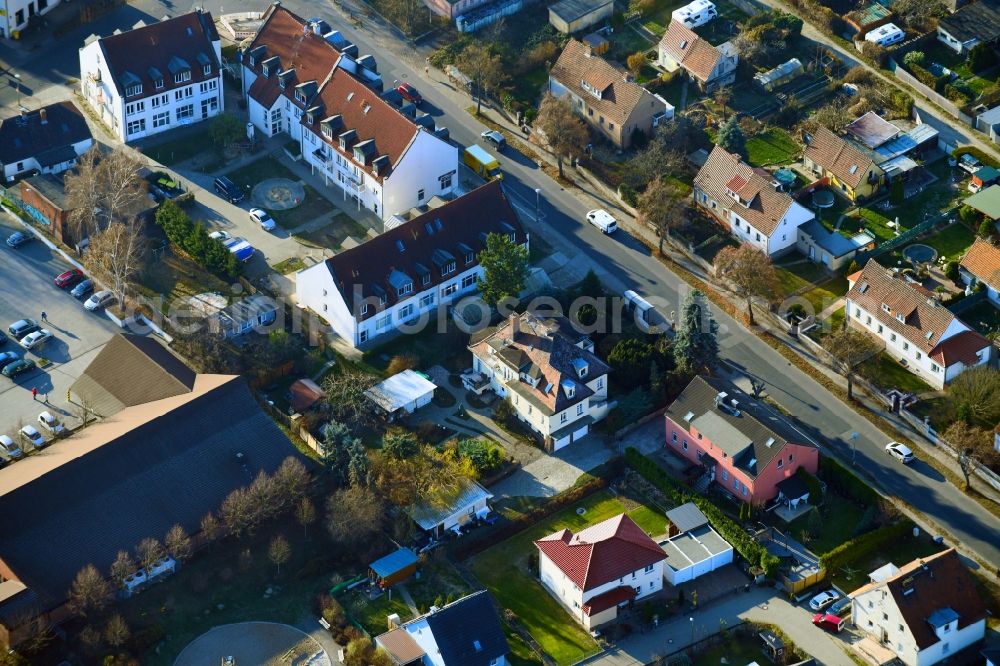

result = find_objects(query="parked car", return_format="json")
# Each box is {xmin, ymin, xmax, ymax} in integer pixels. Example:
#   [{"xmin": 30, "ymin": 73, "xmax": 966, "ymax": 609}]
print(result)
[
  {"xmin": 481, "ymin": 130, "xmax": 506, "ymax": 151},
  {"xmin": 37, "ymin": 411, "xmax": 65, "ymax": 437},
  {"xmin": 0, "ymin": 351, "xmax": 19, "ymax": 371},
  {"xmin": 586, "ymin": 209, "xmax": 619, "ymax": 234},
  {"xmin": 20, "ymin": 329, "xmax": 52, "ymax": 350},
  {"xmin": 396, "ymin": 82, "xmax": 423, "ymax": 105},
  {"xmin": 19, "ymin": 425, "xmax": 46, "ymax": 449},
  {"xmin": 55, "ymin": 268, "xmax": 85, "ymax": 289},
  {"xmin": 6, "ymin": 231, "xmax": 32, "ymax": 248},
  {"xmin": 886, "ymin": 441, "xmax": 915, "ymax": 464},
  {"xmin": 213, "ymin": 176, "xmax": 244, "ymax": 204},
  {"xmin": 71, "ymin": 279, "xmax": 94, "ymax": 300},
  {"xmin": 85, "ymin": 290, "xmax": 115, "ymax": 312},
  {"xmin": 829, "ymin": 596, "xmax": 851, "ymax": 617},
  {"xmin": 0, "ymin": 330, "xmax": 6, "ymax": 346},
  {"xmin": 812, "ymin": 612, "xmax": 846, "ymax": 633},
  {"xmin": 8, "ymin": 318, "xmax": 39, "ymax": 339},
  {"xmin": 0, "ymin": 434, "xmax": 24, "ymax": 460},
  {"xmin": 480, "ymin": 511, "xmax": 500, "ymax": 526},
  {"xmin": 2, "ymin": 358, "xmax": 36, "ymax": 378},
  {"xmin": 249, "ymin": 208, "xmax": 277, "ymax": 232},
  {"xmin": 209, "ymin": 230, "xmax": 232, "ymax": 242},
  {"xmin": 808, "ymin": 589, "xmax": 841, "ymax": 611}
]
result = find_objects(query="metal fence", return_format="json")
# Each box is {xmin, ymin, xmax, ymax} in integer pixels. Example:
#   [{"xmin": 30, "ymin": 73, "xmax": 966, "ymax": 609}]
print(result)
[{"xmin": 853, "ymin": 210, "xmax": 954, "ymax": 264}]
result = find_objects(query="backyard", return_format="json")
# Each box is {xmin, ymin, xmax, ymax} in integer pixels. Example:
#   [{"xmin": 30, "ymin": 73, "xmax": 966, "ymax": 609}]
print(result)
[
  {"xmin": 842, "ymin": 207, "xmax": 898, "ymax": 245},
  {"xmin": 222, "ymin": 157, "xmax": 337, "ymax": 229},
  {"xmin": 826, "ymin": 533, "xmax": 946, "ymax": 593},
  {"xmin": 293, "ymin": 212, "xmax": 370, "ymax": 251},
  {"xmin": 959, "ymin": 299, "xmax": 1000, "ymax": 338},
  {"xmin": 923, "ymin": 221, "xmax": 976, "ymax": 262},
  {"xmin": 133, "ymin": 250, "xmax": 232, "ymax": 315},
  {"xmin": 141, "ymin": 128, "xmax": 218, "ymax": 168},
  {"xmin": 692, "ymin": 636, "xmax": 770, "ymax": 666},
  {"xmin": 799, "ymin": 276, "xmax": 848, "ymax": 315},
  {"xmin": 785, "ymin": 500, "xmax": 865, "ymax": 557},
  {"xmin": 469, "ymin": 490, "xmax": 668, "ymax": 665},
  {"xmin": 775, "ymin": 259, "xmax": 829, "ymax": 297},
  {"xmin": 363, "ymin": 323, "xmax": 472, "ymax": 375},
  {"xmin": 746, "ymin": 128, "xmax": 800, "ymax": 167}
]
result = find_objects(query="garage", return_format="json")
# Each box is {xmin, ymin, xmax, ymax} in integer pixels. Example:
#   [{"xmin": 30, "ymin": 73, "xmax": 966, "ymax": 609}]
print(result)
[
  {"xmin": 572, "ymin": 424, "xmax": 589, "ymax": 441},
  {"xmin": 553, "ymin": 434, "xmax": 572, "ymax": 451},
  {"xmin": 661, "ymin": 503, "xmax": 734, "ymax": 586}
]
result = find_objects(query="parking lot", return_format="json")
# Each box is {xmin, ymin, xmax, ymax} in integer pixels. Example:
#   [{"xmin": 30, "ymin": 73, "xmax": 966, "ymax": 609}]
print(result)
[{"xmin": 0, "ymin": 214, "xmax": 118, "ymax": 448}]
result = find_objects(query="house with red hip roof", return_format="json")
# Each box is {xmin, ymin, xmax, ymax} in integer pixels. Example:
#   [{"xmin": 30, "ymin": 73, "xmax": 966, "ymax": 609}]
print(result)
[{"xmin": 535, "ymin": 514, "xmax": 665, "ymax": 630}]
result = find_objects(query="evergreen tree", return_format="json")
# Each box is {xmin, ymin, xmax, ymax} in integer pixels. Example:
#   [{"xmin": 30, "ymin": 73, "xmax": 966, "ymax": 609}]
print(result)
[
  {"xmin": 347, "ymin": 439, "xmax": 371, "ymax": 487},
  {"xmin": 716, "ymin": 116, "xmax": 746, "ymax": 157},
  {"xmin": 321, "ymin": 420, "xmax": 357, "ymax": 484},
  {"xmin": 674, "ymin": 290, "xmax": 719, "ymax": 375}
]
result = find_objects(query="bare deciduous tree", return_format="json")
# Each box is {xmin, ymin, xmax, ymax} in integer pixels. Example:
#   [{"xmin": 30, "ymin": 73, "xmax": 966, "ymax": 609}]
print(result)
[
  {"xmin": 325, "ymin": 485, "xmax": 385, "ymax": 548},
  {"xmin": 636, "ymin": 177, "xmax": 690, "ymax": 254},
  {"xmin": 83, "ymin": 216, "xmax": 147, "ymax": 307},
  {"xmin": 135, "ymin": 537, "xmax": 166, "ymax": 577},
  {"xmin": 714, "ymin": 245, "xmax": 782, "ymax": 326},
  {"xmin": 68, "ymin": 564, "xmax": 112, "ymax": 617},
  {"xmin": 220, "ymin": 486, "xmax": 254, "ymax": 538},
  {"xmin": 272, "ymin": 456, "xmax": 311, "ymax": 507},
  {"xmin": 943, "ymin": 421, "xmax": 991, "ymax": 490},
  {"xmin": 533, "ymin": 92, "xmax": 589, "ymax": 178},
  {"xmin": 455, "ymin": 43, "xmax": 506, "ymax": 115},
  {"xmin": 268, "ymin": 535, "xmax": 292, "ymax": 575},
  {"xmin": 104, "ymin": 613, "xmax": 130, "ymax": 649},
  {"xmin": 200, "ymin": 511, "xmax": 222, "ymax": 545},
  {"xmin": 296, "ymin": 497, "xmax": 317, "ymax": 539},
  {"xmin": 322, "ymin": 367, "xmax": 380, "ymax": 429},
  {"xmin": 822, "ymin": 328, "xmax": 881, "ymax": 400},
  {"xmin": 165, "ymin": 524, "xmax": 193, "ymax": 563},
  {"xmin": 64, "ymin": 147, "xmax": 147, "ymax": 241},
  {"xmin": 109, "ymin": 550, "xmax": 137, "ymax": 589}
]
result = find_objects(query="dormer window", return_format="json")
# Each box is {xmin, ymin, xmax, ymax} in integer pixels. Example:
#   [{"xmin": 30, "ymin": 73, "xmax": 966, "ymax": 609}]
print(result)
[
  {"xmin": 126, "ymin": 83, "xmax": 143, "ymax": 97},
  {"xmin": 295, "ymin": 89, "xmax": 306, "ymax": 103},
  {"xmin": 398, "ymin": 282, "xmax": 413, "ymax": 297},
  {"xmin": 563, "ymin": 381, "xmax": 576, "ymax": 399},
  {"xmin": 578, "ymin": 365, "xmax": 588, "ymax": 378},
  {"xmin": 896, "ymin": 313, "xmax": 904, "ymax": 323},
  {"xmin": 361, "ymin": 303, "xmax": 369, "ymax": 315},
  {"xmin": 580, "ymin": 80, "xmax": 603, "ymax": 99},
  {"xmin": 443, "ymin": 261, "xmax": 455, "ymax": 275},
  {"xmin": 174, "ymin": 70, "xmax": 191, "ymax": 84},
  {"xmin": 154, "ymin": 78, "xmax": 164, "ymax": 89},
  {"xmin": 882, "ymin": 303, "xmax": 890, "ymax": 313},
  {"xmin": 466, "ymin": 250, "xmax": 474, "ymax": 263},
  {"xmin": 203, "ymin": 64, "xmax": 211, "ymax": 75}
]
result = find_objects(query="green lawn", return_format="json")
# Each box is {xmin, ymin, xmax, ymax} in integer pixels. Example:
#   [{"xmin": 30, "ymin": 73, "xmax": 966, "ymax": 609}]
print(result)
[
  {"xmin": 363, "ymin": 323, "xmax": 471, "ymax": 375},
  {"xmin": 785, "ymin": 502, "xmax": 865, "ymax": 556},
  {"xmin": 924, "ymin": 222, "xmax": 976, "ymax": 262},
  {"xmin": 133, "ymin": 251, "xmax": 232, "ymax": 315},
  {"xmin": 271, "ymin": 257, "xmax": 307, "ymax": 274},
  {"xmin": 639, "ymin": 0, "xmax": 686, "ymax": 36},
  {"xmin": 512, "ymin": 66, "xmax": 549, "ymax": 107},
  {"xmin": 345, "ymin": 587, "xmax": 415, "ymax": 636},
  {"xmin": 223, "ymin": 157, "xmax": 337, "ymax": 229},
  {"xmin": 960, "ymin": 299, "xmax": 1000, "ymax": 337},
  {"xmin": 693, "ymin": 638, "xmax": 770, "ymax": 666},
  {"xmin": 608, "ymin": 26, "xmax": 656, "ymax": 62},
  {"xmin": 469, "ymin": 491, "xmax": 666, "ymax": 665},
  {"xmin": 776, "ymin": 261, "xmax": 827, "ymax": 297},
  {"xmin": 142, "ymin": 128, "xmax": 215, "ymax": 166},
  {"xmin": 826, "ymin": 534, "xmax": 946, "ymax": 593},
  {"xmin": 842, "ymin": 208, "xmax": 897, "ymax": 244},
  {"xmin": 800, "ymin": 276, "xmax": 849, "ymax": 315},
  {"xmin": 746, "ymin": 128, "xmax": 800, "ymax": 167},
  {"xmin": 859, "ymin": 351, "xmax": 933, "ymax": 394}
]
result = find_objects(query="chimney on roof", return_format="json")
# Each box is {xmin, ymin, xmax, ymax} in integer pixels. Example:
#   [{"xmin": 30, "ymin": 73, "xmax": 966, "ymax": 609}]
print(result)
[
  {"xmin": 509, "ymin": 312, "xmax": 520, "ymax": 340},
  {"xmin": 39, "ymin": 108, "xmax": 47, "ymax": 124}
]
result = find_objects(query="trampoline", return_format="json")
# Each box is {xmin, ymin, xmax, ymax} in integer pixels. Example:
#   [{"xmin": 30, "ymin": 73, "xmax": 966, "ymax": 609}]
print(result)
[{"xmin": 812, "ymin": 189, "xmax": 835, "ymax": 209}]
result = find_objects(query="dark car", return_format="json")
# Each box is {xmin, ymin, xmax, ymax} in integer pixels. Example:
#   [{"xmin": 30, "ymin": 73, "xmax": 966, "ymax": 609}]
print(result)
[
  {"xmin": 396, "ymin": 83, "xmax": 423, "ymax": 106},
  {"xmin": 2, "ymin": 358, "xmax": 35, "ymax": 378},
  {"xmin": 6, "ymin": 231, "xmax": 31, "ymax": 248},
  {"xmin": 481, "ymin": 130, "xmax": 506, "ymax": 151},
  {"xmin": 0, "ymin": 351, "xmax": 18, "ymax": 370},
  {"xmin": 8, "ymin": 319, "xmax": 39, "ymax": 339},
  {"xmin": 213, "ymin": 176, "xmax": 244, "ymax": 204},
  {"xmin": 0, "ymin": 330, "xmax": 6, "ymax": 346},
  {"xmin": 71, "ymin": 279, "xmax": 94, "ymax": 300},
  {"xmin": 55, "ymin": 268, "xmax": 85, "ymax": 289}
]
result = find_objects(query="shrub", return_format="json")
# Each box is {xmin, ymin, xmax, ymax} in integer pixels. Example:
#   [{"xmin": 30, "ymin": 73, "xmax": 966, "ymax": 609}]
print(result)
[
  {"xmin": 386, "ymin": 353, "xmax": 420, "ymax": 375},
  {"xmin": 492, "ymin": 399, "xmax": 515, "ymax": 426},
  {"xmin": 968, "ymin": 42, "xmax": 998, "ymax": 74},
  {"xmin": 619, "ymin": 184, "xmax": 638, "ymax": 207},
  {"xmin": 979, "ymin": 218, "xmax": 994, "ymax": 239},
  {"xmin": 154, "ymin": 200, "xmax": 241, "ymax": 279},
  {"xmin": 795, "ymin": 466, "xmax": 823, "ymax": 502},
  {"xmin": 608, "ymin": 338, "xmax": 656, "ymax": 388},
  {"xmin": 902, "ymin": 50, "xmax": 925, "ymax": 67},
  {"xmin": 819, "ymin": 456, "xmax": 878, "ymax": 504},
  {"xmin": 944, "ymin": 260, "xmax": 959, "ymax": 282},
  {"xmin": 457, "ymin": 438, "xmax": 505, "ymax": 474},
  {"xmin": 819, "ymin": 519, "xmax": 914, "ymax": 571}
]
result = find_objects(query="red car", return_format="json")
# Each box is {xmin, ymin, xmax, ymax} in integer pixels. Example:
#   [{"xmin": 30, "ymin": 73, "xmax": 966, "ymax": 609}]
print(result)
[
  {"xmin": 396, "ymin": 83, "xmax": 423, "ymax": 105},
  {"xmin": 812, "ymin": 612, "xmax": 846, "ymax": 633},
  {"xmin": 54, "ymin": 268, "xmax": 85, "ymax": 289}
]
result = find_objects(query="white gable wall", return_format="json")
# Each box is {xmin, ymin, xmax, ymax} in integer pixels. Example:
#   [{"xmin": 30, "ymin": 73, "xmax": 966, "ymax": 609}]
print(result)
[{"xmin": 382, "ymin": 130, "xmax": 459, "ymax": 220}]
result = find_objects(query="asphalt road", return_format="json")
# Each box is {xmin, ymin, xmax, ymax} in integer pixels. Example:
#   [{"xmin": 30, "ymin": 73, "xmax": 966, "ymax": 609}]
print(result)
[{"xmin": 2, "ymin": 0, "xmax": 997, "ymax": 565}]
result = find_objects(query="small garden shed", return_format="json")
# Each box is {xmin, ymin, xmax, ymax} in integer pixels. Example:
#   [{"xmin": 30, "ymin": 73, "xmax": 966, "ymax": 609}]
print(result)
[{"xmin": 369, "ymin": 548, "xmax": 419, "ymax": 589}]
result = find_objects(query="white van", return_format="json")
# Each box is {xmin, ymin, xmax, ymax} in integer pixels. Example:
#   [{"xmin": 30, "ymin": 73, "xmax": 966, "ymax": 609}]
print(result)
[
  {"xmin": 586, "ymin": 209, "xmax": 618, "ymax": 234},
  {"xmin": 623, "ymin": 290, "xmax": 658, "ymax": 332}
]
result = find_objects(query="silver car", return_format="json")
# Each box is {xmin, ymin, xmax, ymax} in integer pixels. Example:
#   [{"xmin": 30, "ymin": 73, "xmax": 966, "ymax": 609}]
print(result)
[
  {"xmin": 85, "ymin": 290, "xmax": 115, "ymax": 312},
  {"xmin": 0, "ymin": 434, "xmax": 24, "ymax": 460}
]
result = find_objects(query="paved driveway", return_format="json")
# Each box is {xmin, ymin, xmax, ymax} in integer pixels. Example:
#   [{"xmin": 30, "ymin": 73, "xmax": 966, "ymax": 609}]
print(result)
[{"xmin": 0, "ymin": 214, "xmax": 118, "ymax": 443}]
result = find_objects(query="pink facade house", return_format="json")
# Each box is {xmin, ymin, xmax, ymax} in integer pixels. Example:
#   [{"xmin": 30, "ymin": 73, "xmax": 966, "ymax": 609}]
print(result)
[{"xmin": 664, "ymin": 376, "xmax": 819, "ymax": 505}]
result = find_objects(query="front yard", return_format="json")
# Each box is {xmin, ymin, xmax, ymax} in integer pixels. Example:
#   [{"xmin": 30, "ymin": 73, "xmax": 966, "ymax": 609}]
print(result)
[
  {"xmin": 469, "ymin": 490, "xmax": 667, "ymax": 665},
  {"xmin": 222, "ymin": 157, "xmax": 337, "ymax": 229},
  {"xmin": 799, "ymin": 276, "xmax": 849, "ymax": 315},
  {"xmin": 775, "ymin": 260, "xmax": 829, "ymax": 297},
  {"xmin": 142, "ymin": 128, "xmax": 217, "ymax": 167},
  {"xmin": 859, "ymin": 351, "xmax": 933, "ymax": 394},
  {"xmin": 785, "ymin": 501, "xmax": 865, "ymax": 557}
]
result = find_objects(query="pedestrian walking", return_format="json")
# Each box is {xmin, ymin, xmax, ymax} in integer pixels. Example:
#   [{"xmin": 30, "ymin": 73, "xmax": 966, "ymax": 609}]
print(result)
[
  {"xmin": 43, "ymin": 392, "xmax": 49, "ymax": 403},
  {"xmin": 40, "ymin": 311, "xmax": 47, "ymax": 322},
  {"xmin": 31, "ymin": 387, "xmax": 38, "ymax": 401}
]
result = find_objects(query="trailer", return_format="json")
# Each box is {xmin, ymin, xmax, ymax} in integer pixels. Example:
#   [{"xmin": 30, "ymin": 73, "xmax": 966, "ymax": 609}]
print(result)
[{"xmin": 224, "ymin": 237, "xmax": 255, "ymax": 262}]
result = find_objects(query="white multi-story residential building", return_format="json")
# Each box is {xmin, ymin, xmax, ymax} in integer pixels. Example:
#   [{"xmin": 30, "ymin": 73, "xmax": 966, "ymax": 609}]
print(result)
[
  {"xmin": 79, "ymin": 11, "xmax": 223, "ymax": 143},
  {"xmin": 846, "ymin": 259, "xmax": 994, "ymax": 389},
  {"xmin": 240, "ymin": 5, "xmax": 454, "ymax": 221},
  {"xmin": 535, "ymin": 514, "xmax": 666, "ymax": 630},
  {"xmin": 294, "ymin": 181, "xmax": 526, "ymax": 348},
  {"xmin": 0, "ymin": 102, "xmax": 93, "ymax": 182},
  {"xmin": 1, "ymin": 0, "xmax": 61, "ymax": 40},
  {"xmin": 693, "ymin": 145, "xmax": 815, "ymax": 257},
  {"xmin": 466, "ymin": 312, "xmax": 612, "ymax": 451},
  {"xmin": 850, "ymin": 549, "xmax": 986, "ymax": 666}
]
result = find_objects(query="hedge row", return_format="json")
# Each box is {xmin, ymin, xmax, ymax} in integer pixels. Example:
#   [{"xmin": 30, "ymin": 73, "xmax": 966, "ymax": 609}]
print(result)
[
  {"xmin": 819, "ymin": 518, "xmax": 914, "ymax": 571},
  {"xmin": 625, "ymin": 448, "xmax": 781, "ymax": 576},
  {"xmin": 452, "ymin": 458, "xmax": 623, "ymax": 561},
  {"xmin": 819, "ymin": 456, "xmax": 878, "ymax": 505},
  {"xmin": 954, "ymin": 147, "xmax": 1000, "ymax": 169},
  {"xmin": 795, "ymin": 466, "xmax": 823, "ymax": 502}
]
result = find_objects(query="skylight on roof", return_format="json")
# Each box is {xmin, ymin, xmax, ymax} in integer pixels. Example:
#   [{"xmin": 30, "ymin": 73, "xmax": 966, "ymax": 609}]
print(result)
[
  {"xmin": 395, "ymin": 239, "xmax": 405, "ymax": 253},
  {"xmin": 347, "ymin": 91, "xmax": 355, "ymax": 102},
  {"xmin": 849, "ymin": 164, "xmax": 858, "ymax": 174},
  {"xmin": 473, "ymin": 640, "xmax": 482, "ymax": 652},
  {"xmin": 684, "ymin": 411, "xmax": 695, "ymax": 422}
]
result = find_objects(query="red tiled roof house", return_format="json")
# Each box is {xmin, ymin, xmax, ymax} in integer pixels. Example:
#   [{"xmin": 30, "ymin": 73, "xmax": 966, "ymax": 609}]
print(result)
[
  {"xmin": 535, "ymin": 514, "xmax": 666, "ymax": 630},
  {"xmin": 959, "ymin": 237, "xmax": 1000, "ymax": 307},
  {"xmin": 657, "ymin": 20, "xmax": 738, "ymax": 92},
  {"xmin": 664, "ymin": 376, "xmax": 819, "ymax": 504},
  {"xmin": 846, "ymin": 259, "xmax": 994, "ymax": 389}
]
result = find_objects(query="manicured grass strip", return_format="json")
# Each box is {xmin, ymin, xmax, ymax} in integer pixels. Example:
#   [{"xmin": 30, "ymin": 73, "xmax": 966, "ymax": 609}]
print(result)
[
  {"xmin": 924, "ymin": 222, "xmax": 975, "ymax": 261},
  {"xmin": 860, "ymin": 351, "xmax": 933, "ymax": 394},
  {"xmin": 746, "ymin": 128, "xmax": 800, "ymax": 167}
]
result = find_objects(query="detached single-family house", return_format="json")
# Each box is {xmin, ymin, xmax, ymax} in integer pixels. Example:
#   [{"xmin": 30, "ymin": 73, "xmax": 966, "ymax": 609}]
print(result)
[
  {"xmin": 846, "ymin": 259, "xmax": 994, "ymax": 388},
  {"xmin": 937, "ymin": 0, "xmax": 1000, "ymax": 54},
  {"xmin": 0, "ymin": 102, "xmax": 93, "ymax": 183},
  {"xmin": 365, "ymin": 369, "xmax": 437, "ymax": 418},
  {"xmin": 660, "ymin": 503, "xmax": 733, "ymax": 585},
  {"xmin": 548, "ymin": 0, "xmax": 614, "ymax": 34},
  {"xmin": 79, "ymin": 11, "xmax": 223, "ymax": 142},
  {"xmin": 850, "ymin": 549, "xmax": 986, "ymax": 666},
  {"xmin": 664, "ymin": 375, "xmax": 820, "ymax": 504},
  {"xmin": 295, "ymin": 181, "xmax": 526, "ymax": 348},
  {"xmin": 959, "ymin": 237, "xmax": 1000, "ymax": 306},
  {"xmin": 408, "ymin": 480, "xmax": 492, "ymax": 538},
  {"xmin": 375, "ymin": 590, "xmax": 510, "ymax": 665},
  {"xmin": 693, "ymin": 145, "xmax": 815, "ymax": 257},
  {"xmin": 549, "ymin": 39, "xmax": 673, "ymax": 149},
  {"xmin": 536, "ymin": 514, "xmax": 666, "ymax": 630},
  {"xmin": 803, "ymin": 126, "xmax": 885, "ymax": 202},
  {"xmin": 846, "ymin": 111, "xmax": 901, "ymax": 150},
  {"xmin": 657, "ymin": 20, "xmax": 738, "ymax": 92},
  {"xmin": 466, "ymin": 312, "xmax": 612, "ymax": 451}
]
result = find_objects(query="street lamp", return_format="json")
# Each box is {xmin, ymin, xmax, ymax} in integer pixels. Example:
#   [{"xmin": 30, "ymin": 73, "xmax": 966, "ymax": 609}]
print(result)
[
  {"xmin": 534, "ymin": 188, "xmax": 542, "ymax": 222},
  {"xmin": 13, "ymin": 73, "xmax": 21, "ymax": 109},
  {"xmin": 850, "ymin": 431, "xmax": 859, "ymax": 466},
  {"xmin": 689, "ymin": 617, "xmax": 694, "ymax": 646}
]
